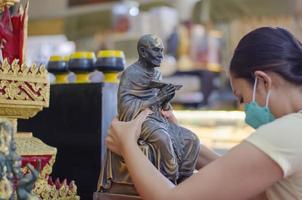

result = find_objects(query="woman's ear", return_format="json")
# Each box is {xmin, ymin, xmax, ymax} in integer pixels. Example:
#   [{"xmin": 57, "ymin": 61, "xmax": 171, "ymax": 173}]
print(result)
[{"xmin": 254, "ymin": 70, "xmax": 272, "ymax": 92}]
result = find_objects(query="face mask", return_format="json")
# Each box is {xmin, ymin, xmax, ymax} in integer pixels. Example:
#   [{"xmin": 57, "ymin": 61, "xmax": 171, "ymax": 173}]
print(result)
[{"xmin": 244, "ymin": 77, "xmax": 275, "ymax": 129}]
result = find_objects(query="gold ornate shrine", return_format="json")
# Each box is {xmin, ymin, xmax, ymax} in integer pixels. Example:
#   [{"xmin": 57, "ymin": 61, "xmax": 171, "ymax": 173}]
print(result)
[
  {"xmin": 0, "ymin": 59, "xmax": 79, "ymax": 199},
  {"xmin": 0, "ymin": 1, "xmax": 79, "ymax": 198}
]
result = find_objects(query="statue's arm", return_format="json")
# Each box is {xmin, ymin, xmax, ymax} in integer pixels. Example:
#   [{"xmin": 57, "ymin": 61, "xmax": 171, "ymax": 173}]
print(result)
[
  {"xmin": 140, "ymin": 96, "xmax": 160, "ymax": 110},
  {"xmin": 195, "ymin": 146, "xmax": 220, "ymax": 169},
  {"xmin": 120, "ymin": 68, "xmax": 174, "ymax": 113},
  {"xmin": 152, "ymin": 74, "xmax": 175, "ymax": 110},
  {"xmin": 139, "ymin": 93, "xmax": 175, "ymax": 111}
]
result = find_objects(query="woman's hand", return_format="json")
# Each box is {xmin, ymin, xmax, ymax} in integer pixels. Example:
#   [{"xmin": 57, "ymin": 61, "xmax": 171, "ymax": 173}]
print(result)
[
  {"xmin": 161, "ymin": 109, "xmax": 178, "ymax": 124},
  {"xmin": 105, "ymin": 109, "xmax": 151, "ymax": 156}
]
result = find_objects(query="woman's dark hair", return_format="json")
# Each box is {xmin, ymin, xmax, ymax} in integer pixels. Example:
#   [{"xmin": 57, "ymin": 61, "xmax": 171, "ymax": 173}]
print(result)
[{"xmin": 230, "ymin": 27, "xmax": 302, "ymax": 85}]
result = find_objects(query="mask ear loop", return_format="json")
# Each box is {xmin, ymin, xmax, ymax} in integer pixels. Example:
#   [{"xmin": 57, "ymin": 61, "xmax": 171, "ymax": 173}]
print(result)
[
  {"xmin": 265, "ymin": 90, "xmax": 271, "ymax": 108},
  {"xmin": 252, "ymin": 77, "xmax": 258, "ymax": 102}
]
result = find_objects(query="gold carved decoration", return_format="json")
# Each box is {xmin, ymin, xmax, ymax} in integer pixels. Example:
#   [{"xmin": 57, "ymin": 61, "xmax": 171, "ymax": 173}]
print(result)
[
  {"xmin": 15, "ymin": 132, "xmax": 57, "ymax": 156},
  {"xmin": 15, "ymin": 133, "xmax": 80, "ymax": 200},
  {"xmin": 0, "ymin": 0, "xmax": 19, "ymax": 10},
  {"xmin": 0, "ymin": 59, "xmax": 50, "ymax": 119},
  {"xmin": 33, "ymin": 156, "xmax": 79, "ymax": 200}
]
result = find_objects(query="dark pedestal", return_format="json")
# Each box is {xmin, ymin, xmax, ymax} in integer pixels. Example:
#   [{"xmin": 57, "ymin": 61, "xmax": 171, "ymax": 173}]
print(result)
[
  {"xmin": 18, "ymin": 83, "xmax": 118, "ymax": 200},
  {"xmin": 93, "ymin": 192, "xmax": 141, "ymax": 200}
]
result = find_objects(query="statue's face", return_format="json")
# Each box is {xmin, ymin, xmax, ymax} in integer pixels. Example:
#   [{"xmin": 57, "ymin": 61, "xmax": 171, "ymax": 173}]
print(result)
[{"xmin": 142, "ymin": 37, "xmax": 164, "ymax": 68}]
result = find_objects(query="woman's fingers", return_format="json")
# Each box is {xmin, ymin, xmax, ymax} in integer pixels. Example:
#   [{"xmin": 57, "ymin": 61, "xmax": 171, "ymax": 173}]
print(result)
[
  {"xmin": 132, "ymin": 109, "xmax": 152, "ymax": 138},
  {"xmin": 105, "ymin": 109, "xmax": 152, "ymax": 156},
  {"xmin": 161, "ymin": 110, "xmax": 178, "ymax": 124},
  {"xmin": 111, "ymin": 117, "xmax": 120, "ymax": 127},
  {"xmin": 106, "ymin": 119, "xmax": 123, "ymax": 155},
  {"xmin": 106, "ymin": 135, "xmax": 122, "ymax": 155}
]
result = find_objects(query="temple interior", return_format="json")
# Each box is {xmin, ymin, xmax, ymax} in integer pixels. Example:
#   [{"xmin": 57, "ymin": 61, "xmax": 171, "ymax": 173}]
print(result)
[{"xmin": 0, "ymin": 0, "xmax": 301, "ymax": 199}]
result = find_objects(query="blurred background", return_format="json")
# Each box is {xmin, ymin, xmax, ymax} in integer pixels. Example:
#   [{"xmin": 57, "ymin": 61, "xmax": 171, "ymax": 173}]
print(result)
[
  {"xmin": 18, "ymin": 0, "xmax": 302, "ymax": 151},
  {"xmin": 6, "ymin": 0, "xmax": 300, "ymax": 198}
]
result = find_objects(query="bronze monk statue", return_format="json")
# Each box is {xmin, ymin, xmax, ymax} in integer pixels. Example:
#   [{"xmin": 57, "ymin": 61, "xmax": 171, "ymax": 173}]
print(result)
[{"xmin": 98, "ymin": 34, "xmax": 200, "ymax": 196}]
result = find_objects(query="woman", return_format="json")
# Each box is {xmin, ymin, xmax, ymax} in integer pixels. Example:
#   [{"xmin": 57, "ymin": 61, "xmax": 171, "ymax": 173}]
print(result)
[{"xmin": 105, "ymin": 27, "xmax": 302, "ymax": 200}]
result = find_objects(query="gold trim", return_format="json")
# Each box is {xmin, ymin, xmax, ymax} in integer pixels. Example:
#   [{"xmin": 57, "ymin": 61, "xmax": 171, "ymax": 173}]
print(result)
[
  {"xmin": 0, "ymin": 0, "xmax": 19, "ymax": 10},
  {"xmin": 15, "ymin": 133, "xmax": 57, "ymax": 156},
  {"xmin": 0, "ymin": 106, "xmax": 42, "ymax": 119},
  {"xmin": 0, "ymin": 59, "xmax": 48, "ymax": 81}
]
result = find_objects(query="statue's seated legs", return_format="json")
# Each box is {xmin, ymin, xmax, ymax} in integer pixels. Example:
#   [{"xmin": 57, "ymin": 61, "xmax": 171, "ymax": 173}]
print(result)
[
  {"xmin": 140, "ymin": 119, "xmax": 179, "ymax": 184},
  {"xmin": 140, "ymin": 118, "xmax": 200, "ymax": 184},
  {"xmin": 98, "ymin": 117, "xmax": 200, "ymax": 193},
  {"xmin": 168, "ymin": 123, "xmax": 200, "ymax": 182}
]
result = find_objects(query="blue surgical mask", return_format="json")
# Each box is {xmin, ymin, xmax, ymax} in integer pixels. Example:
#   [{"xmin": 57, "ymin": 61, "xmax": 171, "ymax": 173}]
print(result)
[{"xmin": 244, "ymin": 77, "xmax": 275, "ymax": 129}]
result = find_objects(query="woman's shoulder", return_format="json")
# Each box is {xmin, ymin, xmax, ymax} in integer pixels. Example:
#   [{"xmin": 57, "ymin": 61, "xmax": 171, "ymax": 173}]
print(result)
[
  {"xmin": 246, "ymin": 113, "xmax": 302, "ymax": 177},
  {"xmin": 257, "ymin": 113, "xmax": 302, "ymax": 133},
  {"xmin": 248, "ymin": 113, "xmax": 302, "ymax": 144}
]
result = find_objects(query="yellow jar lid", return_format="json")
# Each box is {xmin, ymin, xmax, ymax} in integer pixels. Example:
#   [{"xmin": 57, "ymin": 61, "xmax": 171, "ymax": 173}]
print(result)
[
  {"xmin": 63, "ymin": 56, "xmax": 70, "ymax": 61},
  {"xmin": 70, "ymin": 51, "xmax": 96, "ymax": 59},
  {"xmin": 97, "ymin": 50, "xmax": 125, "ymax": 58},
  {"xmin": 49, "ymin": 55, "xmax": 69, "ymax": 62},
  {"xmin": 86, "ymin": 52, "xmax": 96, "ymax": 59}
]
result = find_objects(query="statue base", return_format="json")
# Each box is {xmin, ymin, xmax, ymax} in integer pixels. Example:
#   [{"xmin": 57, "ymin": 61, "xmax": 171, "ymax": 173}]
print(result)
[{"xmin": 93, "ymin": 192, "xmax": 141, "ymax": 200}]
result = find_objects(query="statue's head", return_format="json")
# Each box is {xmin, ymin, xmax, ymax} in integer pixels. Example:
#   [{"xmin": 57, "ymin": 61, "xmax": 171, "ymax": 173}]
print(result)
[{"xmin": 137, "ymin": 34, "xmax": 164, "ymax": 68}]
